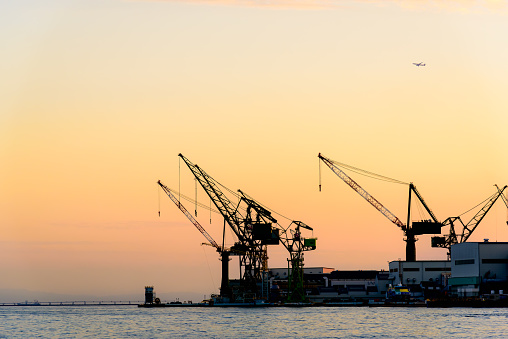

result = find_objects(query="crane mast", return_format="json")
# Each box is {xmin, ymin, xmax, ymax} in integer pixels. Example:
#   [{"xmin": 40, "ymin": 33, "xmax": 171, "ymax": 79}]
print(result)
[
  {"xmin": 282, "ymin": 220, "xmax": 316, "ymax": 303},
  {"xmin": 409, "ymin": 184, "xmax": 440, "ymax": 226}
]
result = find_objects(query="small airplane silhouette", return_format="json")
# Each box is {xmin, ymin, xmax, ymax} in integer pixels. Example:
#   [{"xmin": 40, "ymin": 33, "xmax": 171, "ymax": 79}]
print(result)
[{"xmin": 413, "ymin": 62, "xmax": 426, "ymax": 67}]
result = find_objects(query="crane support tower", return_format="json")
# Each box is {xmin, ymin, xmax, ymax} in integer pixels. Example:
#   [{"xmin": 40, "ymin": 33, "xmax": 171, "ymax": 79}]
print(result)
[
  {"xmin": 237, "ymin": 190, "xmax": 317, "ymax": 303},
  {"xmin": 432, "ymin": 185, "xmax": 508, "ymax": 258},
  {"xmin": 318, "ymin": 153, "xmax": 441, "ymax": 262},
  {"xmin": 284, "ymin": 221, "xmax": 316, "ymax": 303}
]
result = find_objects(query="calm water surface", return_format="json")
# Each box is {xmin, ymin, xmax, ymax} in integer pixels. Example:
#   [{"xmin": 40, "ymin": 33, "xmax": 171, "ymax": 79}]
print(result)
[{"xmin": 1, "ymin": 306, "xmax": 507, "ymax": 338}]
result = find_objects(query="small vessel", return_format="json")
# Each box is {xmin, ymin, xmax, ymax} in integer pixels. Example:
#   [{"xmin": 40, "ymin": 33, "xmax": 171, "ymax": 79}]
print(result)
[
  {"xmin": 386, "ymin": 284, "xmax": 411, "ymax": 302},
  {"xmin": 372, "ymin": 284, "xmax": 426, "ymax": 307}
]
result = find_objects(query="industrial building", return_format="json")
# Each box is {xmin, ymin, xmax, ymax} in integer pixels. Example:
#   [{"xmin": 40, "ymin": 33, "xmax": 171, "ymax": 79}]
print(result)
[
  {"xmin": 273, "ymin": 242, "xmax": 507, "ymax": 302},
  {"xmin": 269, "ymin": 242, "xmax": 508, "ymax": 302},
  {"xmin": 269, "ymin": 267, "xmax": 392, "ymax": 302},
  {"xmin": 269, "ymin": 267, "xmax": 334, "ymax": 278},
  {"xmin": 388, "ymin": 260, "xmax": 451, "ymax": 298},
  {"xmin": 449, "ymin": 241, "xmax": 508, "ymax": 297}
]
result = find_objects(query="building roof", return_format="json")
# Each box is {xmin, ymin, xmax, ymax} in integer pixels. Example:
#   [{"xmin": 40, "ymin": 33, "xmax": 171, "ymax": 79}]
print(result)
[{"xmin": 389, "ymin": 260, "xmax": 451, "ymax": 264}]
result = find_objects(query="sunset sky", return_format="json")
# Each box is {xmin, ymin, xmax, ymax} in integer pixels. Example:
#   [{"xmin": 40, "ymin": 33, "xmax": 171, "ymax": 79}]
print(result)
[{"xmin": 1, "ymin": 0, "xmax": 508, "ymax": 301}]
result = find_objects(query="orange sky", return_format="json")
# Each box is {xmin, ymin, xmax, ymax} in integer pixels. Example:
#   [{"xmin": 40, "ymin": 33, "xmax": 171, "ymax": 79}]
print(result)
[{"xmin": 1, "ymin": 0, "xmax": 508, "ymax": 300}]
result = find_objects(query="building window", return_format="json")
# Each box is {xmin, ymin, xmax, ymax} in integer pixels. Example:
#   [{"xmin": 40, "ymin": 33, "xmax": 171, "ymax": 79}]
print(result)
[
  {"xmin": 482, "ymin": 259, "xmax": 508, "ymax": 264},
  {"xmin": 403, "ymin": 268, "xmax": 420, "ymax": 272},
  {"xmin": 425, "ymin": 267, "xmax": 451, "ymax": 271},
  {"xmin": 455, "ymin": 259, "xmax": 475, "ymax": 265},
  {"xmin": 390, "ymin": 268, "xmax": 398, "ymax": 273}
]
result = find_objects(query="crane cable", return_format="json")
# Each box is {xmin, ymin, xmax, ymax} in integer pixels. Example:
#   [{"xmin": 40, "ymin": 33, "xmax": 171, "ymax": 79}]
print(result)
[
  {"xmin": 187, "ymin": 160, "xmax": 294, "ymax": 225},
  {"xmin": 455, "ymin": 193, "xmax": 497, "ymax": 218},
  {"xmin": 163, "ymin": 186, "xmax": 221, "ymax": 214},
  {"xmin": 326, "ymin": 156, "xmax": 408, "ymax": 185},
  {"xmin": 319, "ymin": 157, "xmax": 322, "ymax": 191},
  {"xmin": 184, "ymin": 166, "xmax": 296, "ymax": 232},
  {"xmin": 158, "ymin": 186, "xmax": 161, "ymax": 217},
  {"xmin": 212, "ymin": 176, "xmax": 293, "ymax": 221},
  {"xmin": 213, "ymin": 176, "xmax": 298, "ymax": 234},
  {"xmin": 500, "ymin": 190, "xmax": 508, "ymax": 224},
  {"xmin": 413, "ymin": 197, "xmax": 426, "ymax": 221},
  {"xmin": 240, "ymin": 190, "xmax": 292, "ymax": 222},
  {"xmin": 201, "ymin": 246, "xmax": 217, "ymax": 293},
  {"xmin": 179, "ymin": 156, "xmax": 181, "ymax": 202}
]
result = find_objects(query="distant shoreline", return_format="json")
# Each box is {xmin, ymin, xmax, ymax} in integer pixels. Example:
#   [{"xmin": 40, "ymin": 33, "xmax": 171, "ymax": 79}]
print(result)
[{"xmin": 0, "ymin": 301, "xmax": 141, "ymax": 306}]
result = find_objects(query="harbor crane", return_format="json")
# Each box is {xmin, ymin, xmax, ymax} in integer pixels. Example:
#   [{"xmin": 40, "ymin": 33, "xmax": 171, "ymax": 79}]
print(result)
[
  {"xmin": 282, "ymin": 220, "xmax": 316, "ymax": 303},
  {"xmin": 318, "ymin": 153, "xmax": 441, "ymax": 262},
  {"xmin": 431, "ymin": 185, "xmax": 508, "ymax": 258},
  {"xmin": 237, "ymin": 190, "xmax": 317, "ymax": 303},
  {"xmin": 178, "ymin": 154, "xmax": 279, "ymax": 301},
  {"xmin": 157, "ymin": 180, "xmax": 234, "ymax": 299},
  {"xmin": 177, "ymin": 154, "xmax": 316, "ymax": 303}
]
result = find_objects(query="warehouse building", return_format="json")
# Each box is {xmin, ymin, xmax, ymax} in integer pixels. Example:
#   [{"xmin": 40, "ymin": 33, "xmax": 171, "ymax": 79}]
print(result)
[
  {"xmin": 449, "ymin": 241, "xmax": 508, "ymax": 297},
  {"xmin": 388, "ymin": 260, "xmax": 451, "ymax": 298},
  {"xmin": 269, "ymin": 267, "xmax": 392, "ymax": 302}
]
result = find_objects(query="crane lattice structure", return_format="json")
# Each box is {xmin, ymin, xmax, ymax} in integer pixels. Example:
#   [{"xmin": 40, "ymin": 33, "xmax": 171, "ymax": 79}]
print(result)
[
  {"xmin": 237, "ymin": 190, "xmax": 317, "ymax": 303},
  {"xmin": 432, "ymin": 185, "xmax": 508, "ymax": 258},
  {"xmin": 283, "ymin": 220, "xmax": 316, "ymax": 303},
  {"xmin": 178, "ymin": 154, "xmax": 280, "ymax": 301}
]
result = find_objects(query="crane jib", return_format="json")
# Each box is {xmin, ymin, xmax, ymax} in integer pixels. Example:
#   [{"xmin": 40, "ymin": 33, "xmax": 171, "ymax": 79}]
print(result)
[
  {"xmin": 157, "ymin": 180, "xmax": 220, "ymax": 250},
  {"xmin": 178, "ymin": 154, "xmax": 246, "ymax": 242},
  {"xmin": 320, "ymin": 155, "xmax": 404, "ymax": 229}
]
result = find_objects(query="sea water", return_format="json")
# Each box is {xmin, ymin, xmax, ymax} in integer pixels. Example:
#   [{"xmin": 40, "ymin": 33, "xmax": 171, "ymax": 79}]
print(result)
[{"xmin": 1, "ymin": 306, "xmax": 507, "ymax": 338}]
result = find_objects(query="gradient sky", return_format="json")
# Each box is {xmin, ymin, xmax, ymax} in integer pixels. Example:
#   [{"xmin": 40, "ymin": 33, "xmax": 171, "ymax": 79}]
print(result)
[{"xmin": 1, "ymin": 0, "xmax": 508, "ymax": 300}]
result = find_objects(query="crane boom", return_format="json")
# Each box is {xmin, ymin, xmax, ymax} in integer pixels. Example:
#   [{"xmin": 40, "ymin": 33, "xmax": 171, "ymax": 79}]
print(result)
[
  {"xmin": 461, "ymin": 185, "xmax": 507, "ymax": 243},
  {"xmin": 157, "ymin": 180, "xmax": 220, "ymax": 250},
  {"xmin": 433, "ymin": 185, "xmax": 508, "ymax": 257},
  {"xmin": 178, "ymin": 154, "xmax": 247, "ymax": 243},
  {"xmin": 178, "ymin": 154, "xmax": 276, "ymax": 300},
  {"xmin": 318, "ymin": 153, "xmax": 405, "ymax": 228}
]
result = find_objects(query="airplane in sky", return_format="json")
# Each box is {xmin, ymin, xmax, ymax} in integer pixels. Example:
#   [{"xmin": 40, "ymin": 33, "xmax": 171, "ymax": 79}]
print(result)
[{"xmin": 413, "ymin": 62, "xmax": 426, "ymax": 67}]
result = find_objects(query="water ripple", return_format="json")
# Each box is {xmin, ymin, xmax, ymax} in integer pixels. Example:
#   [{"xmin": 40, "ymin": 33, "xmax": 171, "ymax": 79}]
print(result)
[{"xmin": 1, "ymin": 306, "xmax": 507, "ymax": 338}]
